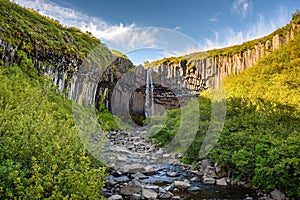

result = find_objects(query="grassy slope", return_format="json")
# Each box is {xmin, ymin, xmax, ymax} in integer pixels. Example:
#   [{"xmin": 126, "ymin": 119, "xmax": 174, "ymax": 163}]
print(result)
[
  {"xmin": 0, "ymin": 0, "xmax": 114, "ymax": 198},
  {"xmin": 146, "ymin": 11, "xmax": 300, "ymax": 68},
  {"xmin": 149, "ymin": 29, "xmax": 300, "ymax": 198}
]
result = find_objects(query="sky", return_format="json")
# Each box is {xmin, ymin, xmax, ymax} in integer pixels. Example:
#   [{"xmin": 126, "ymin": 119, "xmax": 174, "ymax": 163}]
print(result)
[{"xmin": 13, "ymin": 0, "xmax": 300, "ymax": 65}]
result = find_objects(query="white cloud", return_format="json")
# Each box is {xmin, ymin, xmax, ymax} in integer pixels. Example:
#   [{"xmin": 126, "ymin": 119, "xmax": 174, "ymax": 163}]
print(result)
[
  {"xmin": 13, "ymin": 0, "xmax": 160, "ymax": 53},
  {"xmin": 231, "ymin": 0, "xmax": 252, "ymax": 18},
  {"xmin": 209, "ymin": 18, "xmax": 218, "ymax": 22},
  {"xmin": 201, "ymin": 6, "xmax": 290, "ymax": 51}
]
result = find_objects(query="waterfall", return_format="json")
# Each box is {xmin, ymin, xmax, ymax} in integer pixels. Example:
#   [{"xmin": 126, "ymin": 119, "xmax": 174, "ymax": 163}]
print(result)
[{"xmin": 145, "ymin": 69, "xmax": 154, "ymax": 118}]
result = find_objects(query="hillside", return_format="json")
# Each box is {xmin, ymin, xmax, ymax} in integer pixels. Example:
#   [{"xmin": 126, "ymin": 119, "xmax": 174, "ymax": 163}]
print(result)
[
  {"xmin": 1, "ymin": 0, "xmax": 300, "ymax": 198},
  {"xmin": 149, "ymin": 23, "xmax": 300, "ymax": 199},
  {"xmin": 0, "ymin": 0, "xmax": 113, "ymax": 198}
]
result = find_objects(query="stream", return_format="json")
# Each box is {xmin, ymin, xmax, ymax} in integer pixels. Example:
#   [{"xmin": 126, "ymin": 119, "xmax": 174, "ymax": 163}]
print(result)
[{"xmin": 101, "ymin": 128, "xmax": 258, "ymax": 200}]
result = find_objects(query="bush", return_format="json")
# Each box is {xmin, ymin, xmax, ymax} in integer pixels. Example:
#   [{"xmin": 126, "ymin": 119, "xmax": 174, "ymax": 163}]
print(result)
[{"xmin": 0, "ymin": 67, "xmax": 107, "ymax": 199}]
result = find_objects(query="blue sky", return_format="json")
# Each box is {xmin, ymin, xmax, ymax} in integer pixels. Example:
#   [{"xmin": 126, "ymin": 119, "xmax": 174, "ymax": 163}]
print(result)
[{"xmin": 14, "ymin": 0, "xmax": 300, "ymax": 65}]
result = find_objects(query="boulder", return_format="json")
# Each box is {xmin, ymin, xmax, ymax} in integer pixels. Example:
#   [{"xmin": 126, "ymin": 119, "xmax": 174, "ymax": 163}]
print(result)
[
  {"xmin": 187, "ymin": 186, "xmax": 200, "ymax": 191},
  {"xmin": 204, "ymin": 166, "xmax": 217, "ymax": 178},
  {"xmin": 120, "ymin": 185, "xmax": 141, "ymax": 196},
  {"xmin": 127, "ymin": 179, "xmax": 142, "ymax": 187},
  {"xmin": 270, "ymin": 189, "xmax": 286, "ymax": 200},
  {"xmin": 143, "ymin": 165, "xmax": 156, "ymax": 176},
  {"xmin": 141, "ymin": 188, "xmax": 158, "ymax": 199},
  {"xmin": 109, "ymin": 194, "xmax": 123, "ymax": 200},
  {"xmin": 144, "ymin": 185, "xmax": 160, "ymax": 193},
  {"xmin": 190, "ymin": 176, "xmax": 200, "ymax": 182},
  {"xmin": 160, "ymin": 191, "xmax": 174, "ymax": 199},
  {"xmin": 121, "ymin": 163, "xmax": 145, "ymax": 174},
  {"xmin": 132, "ymin": 172, "xmax": 148, "ymax": 180},
  {"xmin": 131, "ymin": 193, "xmax": 141, "ymax": 200},
  {"xmin": 167, "ymin": 171, "xmax": 179, "ymax": 177},
  {"xmin": 173, "ymin": 181, "xmax": 191, "ymax": 189},
  {"xmin": 203, "ymin": 177, "xmax": 216, "ymax": 185},
  {"xmin": 216, "ymin": 178, "xmax": 228, "ymax": 186}
]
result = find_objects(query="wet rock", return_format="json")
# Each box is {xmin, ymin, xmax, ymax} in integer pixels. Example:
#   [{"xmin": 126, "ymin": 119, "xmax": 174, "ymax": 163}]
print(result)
[
  {"xmin": 173, "ymin": 181, "xmax": 191, "ymax": 189},
  {"xmin": 204, "ymin": 166, "xmax": 217, "ymax": 178},
  {"xmin": 106, "ymin": 178, "xmax": 117, "ymax": 186},
  {"xmin": 167, "ymin": 171, "xmax": 179, "ymax": 177},
  {"xmin": 141, "ymin": 188, "xmax": 158, "ymax": 199},
  {"xmin": 144, "ymin": 185, "xmax": 160, "ymax": 193},
  {"xmin": 191, "ymin": 169, "xmax": 203, "ymax": 176},
  {"xmin": 244, "ymin": 197, "xmax": 253, "ymax": 200},
  {"xmin": 109, "ymin": 194, "xmax": 123, "ymax": 200},
  {"xmin": 187, "ymin": 186, "xmax": 200, "ymax": 191},
  {"xmin": 160, "ymin": 191, "xmax": 174, "ymax": 199},
  {"xmin": 216, "ymin": 178, "xmax": 228, "ymax": 186},
  {"xmin": 131, "ymin": 193, "xmax": 141, "ymax": 200},
  {"xmin": 132, "ymin": 172, "xmax": 148, "ymax": 179},
  {"xmin": 164, "ymin": 185, "xmax": 174, "ymax": 191},
  {"xmin": 121, "ymin": 163, "xmax": 145, "ymax": 174},
  {"xmin": 113, "ymin": 175, "xmax": 130, "ymax": 183},
  {"xmin": 143, "ymin": 165, "xmax": 156, "ymax": 176},
  {"xmin": 120, "ymin": 185, "xmax": 141, "ymax": 196},
  {"xmin": 203, "ymin": 177, "xmax": 216, "ymax": 185},
  {"xmin": 190, "ymin": 176, "xmax": 200, "ymax": 182},
  {"xmin": 128, "ymin": 179, "xmax": 142, "ymax": 187},
  {"xmin": 171, "ymin": 196, "xmax": 181, "ymax": 200},
  {"xmin": 270, "ymin": 189, "xmax": 286, "ymax": 200}
]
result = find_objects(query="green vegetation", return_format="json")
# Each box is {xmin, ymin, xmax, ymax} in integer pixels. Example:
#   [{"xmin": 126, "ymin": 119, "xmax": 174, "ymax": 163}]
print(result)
[
  {"xmin": 111, "ymin": 50, "xmax": 128, "ymax": 59},
  {"xmin": 148, "ymin": 29, "xmax": 300, "ymax": 198},
  {"xmin": 0, "ymin": 0, "xmax": 110, "ymax": 59},
  {"xmin": 0, "ymin": 0, "xmax": 119, "ymax": 198},
  {"xmin": 145, "ymin": 11, "xmax": 300, "ymax": 68},
  {"xmin": 0, "ymin": 66, "xmax": 107, "ymax": 199}
]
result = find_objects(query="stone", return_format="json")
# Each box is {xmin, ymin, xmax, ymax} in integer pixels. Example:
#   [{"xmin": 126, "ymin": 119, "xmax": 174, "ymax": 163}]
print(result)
[
  {"xmin": 201, "ymin": 159, "xmax": 210, "ymax": 170},
  {"xmin": 144, "ymin": 185, "xmax": 160, "ymax": 193},
  {"xmin": 121, "ymin": 163, "xmax": 145, "ymax": 174},
  {"xmin": 143, "ymin": 165, "xmax": 156, "ymax": 176},
  {"xmin": 117, "ymin": 155, "xmax": 127, "ymax": 162},
  {"xmin": 167, "ymin": 171, "xmax": 179, "ymax": 177},
  {"xmin": 160, "ymin": 191, "xmax": 174, "ymax": 199},
  {"xmin": 216, "ymin": 178, "xmax": 228, "ymax": 186},
  {"xmin": 106, "ymin": 178, "xmax": 117, "ymax": 186},
  {"xmin": 244, "ymin": 197, "xmax": 253, "ymax": 200},
  {"xmin": 127, "ymin": 179, "xmax": 142, "ymax": 187},
  {"xmin": 203, "ymin": 177, "xmax": 216, "ymax": 185},
  {"xmin": 131, "ymin": 193, "xmax": 141, "ymax": 200},
  {"xmin": 109, "ymin": 194, "xmax": 123, "ymax": 200},
  {"xmin": 141, "ymin": 188, "xmax": 158, "ymax": 199},
  {"xmin": 164, "ymin": 185, "xmax": 174, "ymax": 191},
  {"xmin": 190, "ymin": 176, "xmax": 200, "ymax": 182},
  {"xmin": 120, "ymin": 185, "xmax": 141, "ymax": 196},
  {"xmin": 113, "ymin": 175, "xmax": 130, "ymax": 183},
  {"xmin": 187, "ymin": 186, "xmax": 200, "ymax": 191},
  {"xmin": 270, "ymin": 189, "xmax": 286, "ymax": 200},
  {"xmin": 191, "ymin": 170, "xmax": 203, "ymax": 176},
  {"xmin": 172, "ymin": 196, "xmax": 181, "ymax": 200},
  {"xmin": 173, "ymin": 181, "xmax": 191, "ymax": 189},
  {"xmin": 132, "ymin": 172, "xmax": 148, "ymax": 180},
  {"xmin": 204, "ymin": 166, "xmax": 217, "ymax": 178}
]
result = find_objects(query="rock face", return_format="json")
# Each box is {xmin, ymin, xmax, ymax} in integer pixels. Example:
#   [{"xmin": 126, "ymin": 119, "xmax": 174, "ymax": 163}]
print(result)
[
  {"xmin": 0, "ymin": 38, "xmax": 116, "ymax": 106},
  {"xmin": 0, "ymin": 21, "xmax": 298, "ymax": 111}
]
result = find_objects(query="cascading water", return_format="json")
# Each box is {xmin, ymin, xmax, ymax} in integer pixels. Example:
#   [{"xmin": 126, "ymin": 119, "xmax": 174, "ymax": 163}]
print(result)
[{"xmin": 145, "ymin": 69, "xmax": 154, "ymax": 118}]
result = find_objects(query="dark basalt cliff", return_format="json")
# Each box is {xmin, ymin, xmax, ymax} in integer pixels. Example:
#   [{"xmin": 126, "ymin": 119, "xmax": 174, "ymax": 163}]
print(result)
[{"xmin": 1, "ymin": 0, "xmax": 299, "ymax": 118}]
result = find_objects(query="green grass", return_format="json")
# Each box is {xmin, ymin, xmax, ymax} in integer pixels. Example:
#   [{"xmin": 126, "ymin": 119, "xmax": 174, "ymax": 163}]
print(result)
[
  {"xmin": 0, "ymin": 0, "xmax": 110, "ymax": 59},
  {"xmin": 145, "ymin": 11, "xmax": 300, "ymax": 68},
  {"xmin": 148, "ymin": 29, "xmax": 300, "ymax": 198}
]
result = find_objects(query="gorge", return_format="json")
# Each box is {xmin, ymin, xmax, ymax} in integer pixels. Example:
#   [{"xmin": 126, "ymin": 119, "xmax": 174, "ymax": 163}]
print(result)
[{"xmin": 1, "ymin": 0, "xmax": 300, "ymax": 199}]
